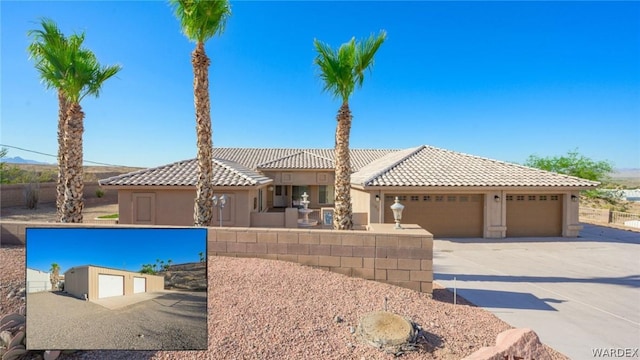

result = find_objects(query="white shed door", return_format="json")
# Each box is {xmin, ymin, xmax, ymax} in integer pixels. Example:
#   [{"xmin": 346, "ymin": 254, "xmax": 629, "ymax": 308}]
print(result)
[
  {"xmin": 133, "ymin": 277, "xmax": 146, "ymax": 294},
  {"xmin": 98, "ymin": 274, "xmax": 124, "ymax": 298}
]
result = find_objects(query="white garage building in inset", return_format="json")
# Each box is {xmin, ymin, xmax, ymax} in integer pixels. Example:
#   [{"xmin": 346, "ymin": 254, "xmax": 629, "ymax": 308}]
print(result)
[{"xmin": 64, "ymin": 265, "xmax": 164, "ymax": 301}]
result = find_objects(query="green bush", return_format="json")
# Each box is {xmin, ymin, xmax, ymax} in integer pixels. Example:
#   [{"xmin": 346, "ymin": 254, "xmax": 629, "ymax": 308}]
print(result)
[{"xmin": 95, "ymin": 188, "xmax": 105, "ymax": 198}]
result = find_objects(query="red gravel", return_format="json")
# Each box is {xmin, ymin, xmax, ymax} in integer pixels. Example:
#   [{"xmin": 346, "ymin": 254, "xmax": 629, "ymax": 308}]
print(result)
[{"xmin": 1, "ymin": 247, "xmax": 568, "ymax": 359}]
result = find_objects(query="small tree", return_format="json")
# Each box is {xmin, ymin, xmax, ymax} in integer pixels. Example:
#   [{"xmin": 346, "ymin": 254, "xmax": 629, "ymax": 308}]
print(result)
[
  {"xmin": 140, "ymin": 264, "xmax": 156, "ymax": 275},
  {"xmin": 50, "ymin": 263, "xmax": 60, "ymax": 290},
  {"xmin": 199, "ymin": 251, "xmax": 205, "ymax": 263},
  {"xmin": 524, "ymin": 149, "xmax": 613, "ymax": 182}
]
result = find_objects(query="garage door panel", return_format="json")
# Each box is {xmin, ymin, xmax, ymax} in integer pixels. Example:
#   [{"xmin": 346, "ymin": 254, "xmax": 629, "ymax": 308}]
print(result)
[
  {"xmin": 506, "ymin": 194, "xmax": 562, "ymax": 237},
  {"xmin": 384, "ymin": 194, "xmax": 483, "ymax": 237},
  {"xmin": 98, "ymin": 274, "xmax": 124, "ymax": 299},
  {"xmin": 133, "ymin": 277, "xmax": 146, "ymax": 294}
]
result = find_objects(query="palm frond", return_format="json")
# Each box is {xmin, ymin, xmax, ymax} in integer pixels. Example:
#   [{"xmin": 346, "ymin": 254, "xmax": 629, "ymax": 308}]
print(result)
[
  {"xmin": 354, "ymin": 30, "xmax": 386, "ymax": 87},
  {"xmin": 313, "ymin": 31, "xmax": 385, "ymax": 103},
  {"xmin": 170, "ymin": 0, "xmax": 231, "ymax": 43}
]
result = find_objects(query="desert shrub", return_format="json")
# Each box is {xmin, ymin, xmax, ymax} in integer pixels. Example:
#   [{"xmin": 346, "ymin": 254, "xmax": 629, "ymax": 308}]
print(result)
[
  {"xmin": 95, "ymin": 187, "xmax": 105, "ymax": 198},
  {"xmin": 23, "ymin": 182, "xmax": 39, "ymax": 209}
]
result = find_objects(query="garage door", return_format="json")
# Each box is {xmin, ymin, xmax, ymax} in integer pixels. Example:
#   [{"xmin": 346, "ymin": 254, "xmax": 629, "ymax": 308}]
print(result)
[
  {"xmin": 506, "ymin": 194, "xmax": 562, "ymax": 237},
  {"xmin": 384, "ymin": 194, "xmax": 484, "ymax": 237},
  {"xmin": 98, "ymin": 274, "xmax": 124, "ymax": 299},
  {"xmin": 133, "ymin": 277, "xmax": 146, "ymax": 294}
]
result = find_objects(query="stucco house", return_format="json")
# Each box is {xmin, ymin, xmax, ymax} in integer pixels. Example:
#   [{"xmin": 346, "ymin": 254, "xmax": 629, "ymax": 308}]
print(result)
[
  {"xmin": 99, "ymin": 145, "xmax": 598, "ymax": 238},
  {"xmin": 64, "ymin": 265, "xmax": 164, "ymax": 300}
]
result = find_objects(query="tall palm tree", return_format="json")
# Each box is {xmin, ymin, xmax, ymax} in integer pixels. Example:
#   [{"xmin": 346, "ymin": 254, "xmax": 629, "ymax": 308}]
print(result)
[
  {"xmin": 30, "ymin": 21, "xmax": 121, "ymax": 222},
  {"xmin": 170, "ymin": 0, "xmax": 231, "ymax": 227},
  {"xmin": 50, "ymin": 263, "xmax": 60, "ymax": 290},
  {"xmin": 28, "ymin": 19, "xmax": 81, "ymax": 221},
  {"xmin": 313, "ymin": 31, "xmax": 386, "ymax": 230}
]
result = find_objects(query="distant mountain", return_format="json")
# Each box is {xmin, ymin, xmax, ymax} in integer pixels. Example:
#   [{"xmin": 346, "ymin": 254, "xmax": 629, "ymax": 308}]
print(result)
[
  {"xmin": 0, "ymin": 156, "xmax": 50, "ymax": 165},
  {"xmin": 611, "ymin": 168, "xmax": 640, "ymax": 178}
]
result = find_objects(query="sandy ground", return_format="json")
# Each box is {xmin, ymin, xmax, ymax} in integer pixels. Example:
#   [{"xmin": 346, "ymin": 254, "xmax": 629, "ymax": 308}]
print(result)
[{"xmin": 0, "ymin": 198, "xmax": 118, "ymax": 224}]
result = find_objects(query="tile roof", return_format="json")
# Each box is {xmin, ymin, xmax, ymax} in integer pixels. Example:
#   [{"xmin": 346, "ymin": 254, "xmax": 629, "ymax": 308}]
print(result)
[
  {"xmin": 100, "ymin": 158, "xmax": 272, "ymax": 187},
  {"xmin": 352, "ymin": 145, "xmax": 599, "ymax": 187},
  {"xmin": 210, "ymin": 148, "xmax": 394, "ymax": 171},
  {"xmin": 100, "ymin": 146, "xmax": 599, "ymax": 188},
  {"xmin": 257, "ymin": 151, "xmax": 335, "ymax": 169}
]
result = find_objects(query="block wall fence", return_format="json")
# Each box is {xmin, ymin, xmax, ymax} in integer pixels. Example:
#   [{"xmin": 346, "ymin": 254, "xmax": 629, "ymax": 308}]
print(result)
[
  {"xmin": 1, "ymin": 182, "xmax": 116, "ymax": 208},
  {"xmin": 1, "ymin": 222, "xmax": 433, "ymax": 294}
]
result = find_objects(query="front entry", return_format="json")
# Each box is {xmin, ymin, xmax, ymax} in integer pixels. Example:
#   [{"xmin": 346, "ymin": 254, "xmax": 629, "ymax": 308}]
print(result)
[{"xmin": 274, "ymin": 185, "xmax": 288, "ymax": 207}]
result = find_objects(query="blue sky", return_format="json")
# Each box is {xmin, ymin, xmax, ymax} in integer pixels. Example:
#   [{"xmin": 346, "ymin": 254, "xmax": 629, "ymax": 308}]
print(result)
[
  {"xmin": 1, "ymin": 1, "xmax": 639, "ymax": 169},
  {"xmin": 26, "ymin": 228, "xmax": 207, "ymax": 274}
]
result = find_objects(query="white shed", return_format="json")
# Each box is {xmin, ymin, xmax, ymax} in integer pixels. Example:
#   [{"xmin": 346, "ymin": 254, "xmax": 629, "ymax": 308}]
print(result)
[{"xmin": 26, "ymin": 268, "xmax": 52, "ymax": 293}]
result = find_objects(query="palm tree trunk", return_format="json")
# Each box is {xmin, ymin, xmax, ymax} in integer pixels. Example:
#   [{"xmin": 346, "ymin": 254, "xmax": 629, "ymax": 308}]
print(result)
[
  {"xmin": 333, "ymin": 102, "xmax": 353, "ymax": 230},
  {"xmin": 61, "ymin": 102, "xmax": 84, "ymax": 223},
  {"xmin": 192, "ymin": 41, "xmax": 214, "ymax": 227},
  {"xmin": 56, "ymin": 91, "xmax": 69, "ymax": 222}
]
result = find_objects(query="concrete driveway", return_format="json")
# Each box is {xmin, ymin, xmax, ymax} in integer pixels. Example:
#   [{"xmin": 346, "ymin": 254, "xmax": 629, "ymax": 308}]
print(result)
[{"xmin": 434, "ymin": 224, "xmax": 640, "ymax": 359}]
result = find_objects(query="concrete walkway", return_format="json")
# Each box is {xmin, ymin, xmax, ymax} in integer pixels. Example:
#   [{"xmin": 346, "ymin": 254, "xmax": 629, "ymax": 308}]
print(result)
[
  {"xmin": 92, "ymin": 290, "xmax": 173, "ymax": 310},
  {"xmin": 433, "ymin": 224, "xmax": 640, "ymax": 359}
]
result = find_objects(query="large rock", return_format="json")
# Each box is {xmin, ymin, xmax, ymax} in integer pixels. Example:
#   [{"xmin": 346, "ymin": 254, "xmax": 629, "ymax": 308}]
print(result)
[
  {"xmin": 159, "ymin": 262, "xmax": 207, "ymax": 291},
  {"xmin": 463, "ymin": 328, "xmax": 551, "ymax": 360}
]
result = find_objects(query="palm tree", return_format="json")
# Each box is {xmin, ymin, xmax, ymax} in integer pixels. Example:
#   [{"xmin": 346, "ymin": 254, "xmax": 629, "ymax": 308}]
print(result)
[
  {"xmin": 28, "ymin": 19, "xmax": 121, "ymax": 223},
  {"xmin": 170, "ymin": 0, "xmax": 231, "ymax": 227},
  {"xmin": 50, "ymin": 263, "xmax": 60, "ymax": 290},
  {"xmin": 313, "ymin": 31, "xmax": 386, "ymax": 230},
  {"xmin": 28, "ymin": 19, "xmax": 80, "ymax": 221}
]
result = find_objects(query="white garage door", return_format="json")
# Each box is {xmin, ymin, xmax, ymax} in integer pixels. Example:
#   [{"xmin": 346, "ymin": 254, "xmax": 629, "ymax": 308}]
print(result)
[
  {"xmin": 133, "ymin": 277, "xmax": 146, "ymax": 294},
  {"xmin": 98, "ymin": 274, "xmax": 124, "ymax": 298}
]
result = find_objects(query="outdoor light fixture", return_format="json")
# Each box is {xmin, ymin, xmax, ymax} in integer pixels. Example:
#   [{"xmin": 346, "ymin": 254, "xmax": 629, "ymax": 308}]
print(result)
[
  {"xmin": 571, "ymin": 195, "xmax": 578, "ymax": 202},
  {"xmin": 375, "ymin": 194, "xmax": 380, "ymax": 202},
  {"xmin": 390, "ymin": 196, "xmax": 405, "ymax": 229},
  {"xmin": 494, "ymin": 195, "xmax": 500, "ymax": 202},
  {"xmin": 212, "ymin": 194, "xmax": 227, "ymax": 227},
  {"xmin": 268, "ymin": 186, "xmax": 274, "ymax": 191}
]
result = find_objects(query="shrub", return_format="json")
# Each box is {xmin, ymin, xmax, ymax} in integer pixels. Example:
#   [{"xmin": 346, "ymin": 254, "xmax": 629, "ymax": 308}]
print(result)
[
  {"xmin": 95, "ymin": 188, "xmax": 105, "ymax": 198},
  {"xmin": 23, "ymin": 183, "xmax": 39, "ymax": 210}
]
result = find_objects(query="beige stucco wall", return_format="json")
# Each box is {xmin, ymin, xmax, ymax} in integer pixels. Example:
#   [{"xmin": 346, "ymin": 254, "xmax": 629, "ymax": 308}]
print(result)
[
  {"xmin": 350, "ymin": 188, "xmax": 374, "ymax": 228},
  {"xmin": 65, "ymin": 265, "xmax": 164, "ymax": 300},
  {"xmin": 64, "ymin": 266, "xmax": 90, "ymax": 299},
  {"xmin": 115, "ymin": 187, "xmax": 252, "ymax": 227}
]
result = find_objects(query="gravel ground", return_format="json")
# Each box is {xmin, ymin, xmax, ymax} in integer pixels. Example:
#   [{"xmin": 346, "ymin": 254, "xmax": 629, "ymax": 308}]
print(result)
[
  {"xmin": 1, "ymin": 246, "xmax": 569, "ymax": 360},
  {"xmin": 26, "ymin": 291, "xmax": 206, "ymax": 350}
]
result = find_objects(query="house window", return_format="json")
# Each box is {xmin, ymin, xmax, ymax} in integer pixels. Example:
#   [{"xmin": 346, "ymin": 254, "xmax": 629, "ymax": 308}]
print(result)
[
  {"xmin": 506, "ymin": 195, "xmax": 513, "ymax": 201},
  {"xmin": 516, "ymin": 195, "xmax": 525, "ymax": 201},
  {"xmin": 435, "ymin": 196, "xmax": 444, "ymax": 202},
  {"xmin": 550, "ymin": 195, "xmax": 559, "ymax": 201},
  {"xmin": 447, "ymin": 196, "xmax": 456, "ymax": 202},
  {"xmin": 528, "ymin": 195, "xmax": 536, "ymax": 201},
  {"xmin": 410, "ymin": 195, "xmax": 419, "ymax": 201},
  {"xmin": 423, "ymin": 195, "xmax": 431, "ymax": 201},
  {"xmin": 318, "ymin": 185, "xmax": 334, "ymax": 204},
  {"xmin": 539, "ymin": 195, "xmax": 547, "ymax": 201},
  {"xmin": 292, "ymin": 186, "xmax": 309, "ymax": 207},
  {"xmin": 459, "ymin": 196, "xmax": 468, "ymax": 202}
]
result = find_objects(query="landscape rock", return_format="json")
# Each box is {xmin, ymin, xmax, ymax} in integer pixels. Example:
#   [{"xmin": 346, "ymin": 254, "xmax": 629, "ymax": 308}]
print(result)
[
  {"xmin": 463, "ymin": 328, "xmax": 551, "ymax": 360},
  {"xmin": 159, "ymin": 262, "xmax": 206, "ymax": 292}
]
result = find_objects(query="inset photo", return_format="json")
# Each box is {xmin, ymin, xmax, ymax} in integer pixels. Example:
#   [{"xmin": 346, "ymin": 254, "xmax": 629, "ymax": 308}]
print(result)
[{"xmin": 25, "ymin": 227, "xmax": 207, "ymax": 351}]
